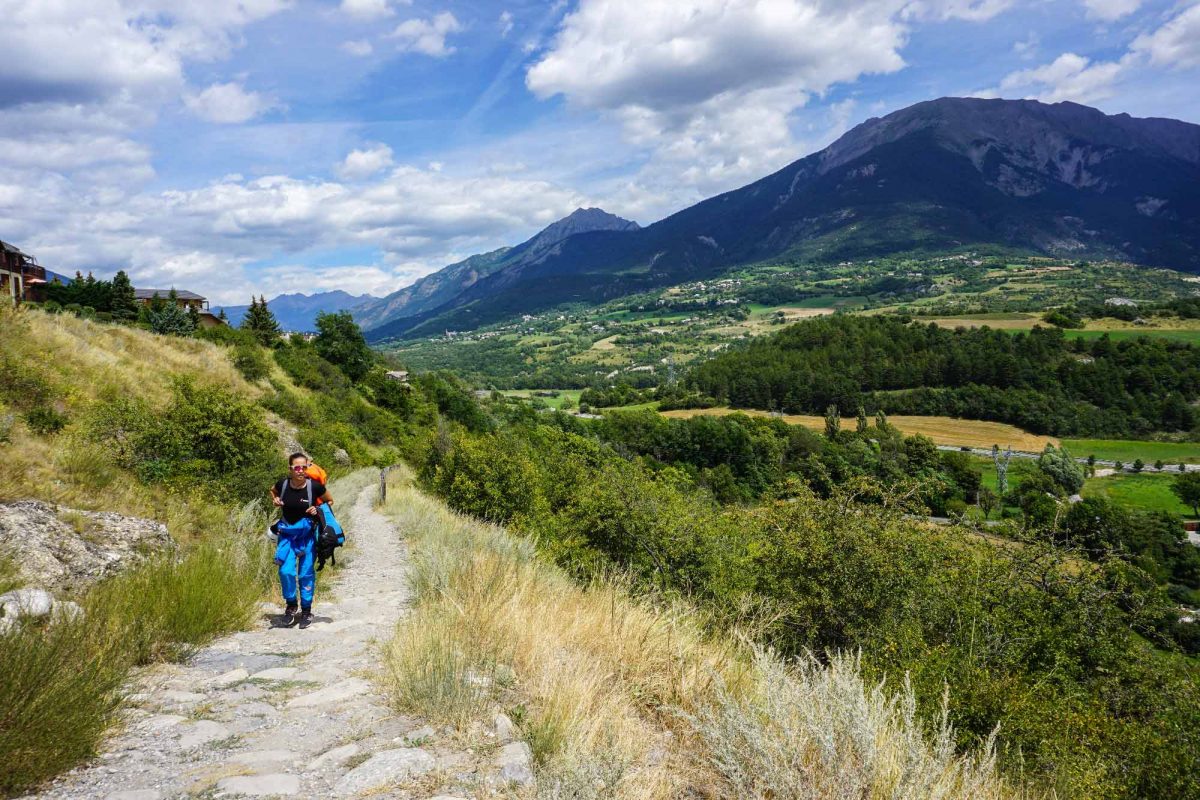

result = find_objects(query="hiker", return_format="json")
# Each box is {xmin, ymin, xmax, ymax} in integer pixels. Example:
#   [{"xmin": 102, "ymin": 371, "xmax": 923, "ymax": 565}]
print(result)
[{"xmin": 270, "ymin": 452, "xmax": 334, "ymax": 627}]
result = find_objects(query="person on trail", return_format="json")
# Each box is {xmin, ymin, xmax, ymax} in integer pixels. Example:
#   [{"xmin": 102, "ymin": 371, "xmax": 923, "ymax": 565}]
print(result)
[{"xmin": 270, "ymin": 452, "xmax": 333, "ymax": 627}]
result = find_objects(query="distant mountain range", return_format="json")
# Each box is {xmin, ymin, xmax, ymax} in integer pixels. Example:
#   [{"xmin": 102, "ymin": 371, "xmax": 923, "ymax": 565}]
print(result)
[
  {"xmin": 360, "ymin": 97, "xmax": 1200, "ymax": 343},
  {"xmin": 216, "ymin": 290, "xmax": 376, "ymax": 332},
  {"xmin": 353, "ymin": 208, "xmax": 640, "ymax": 332}
]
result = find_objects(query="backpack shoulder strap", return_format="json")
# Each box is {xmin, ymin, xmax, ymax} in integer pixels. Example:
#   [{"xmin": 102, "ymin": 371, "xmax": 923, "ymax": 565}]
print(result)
[{"xmin": 305, "ymin": 479, "xmax": 312, "ymax": 507}]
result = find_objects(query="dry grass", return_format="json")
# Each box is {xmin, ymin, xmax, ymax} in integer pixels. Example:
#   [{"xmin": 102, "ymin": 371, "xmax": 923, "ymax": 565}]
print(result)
[
  {"xmin": 0, "ymin": 307, "xmax": 283, "ymax": 539},
  {"xmin": 378, "ymin": 469, "xmax": 1027, "ymax": 799},
  {"xmin": 660, "ymin": 407, "xmax": 1057, "ymax": 452}
]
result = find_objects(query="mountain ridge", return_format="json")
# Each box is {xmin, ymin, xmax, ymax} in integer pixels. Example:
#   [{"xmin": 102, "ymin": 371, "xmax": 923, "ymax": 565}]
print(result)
[
  {"xmin": 215, "ymin": 289, "xmax": 376, "ymax": 332},
  {"xmin": 364, "ymin": 97, "xmax": 1200, "ymax": 343},
  {"xmin": 353, "ymin": 207, "xmax": 639, "ymax": 331}
]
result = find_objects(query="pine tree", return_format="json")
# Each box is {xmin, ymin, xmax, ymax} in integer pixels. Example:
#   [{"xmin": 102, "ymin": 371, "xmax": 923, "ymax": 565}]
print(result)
[
  {"xmin": 110, "ymin": 270, "xmax": 137, "ymax": 321},
  {"xmin": 856, "ymin": 405, "xmax": 868, "ymax": 434},
  {"xmin": 218, "ymin": 308, "xmax": 229, "ymax": 323},
  {"xmin": 187, "ymin": 303, "xmax": 201, "ymax": 329},
  {"xmin": 148, "ymin": 290, "xmax": 194, "ymax": 336},
  {"xmin": 242, "ymin": 295, "xmax": 281, "ymax": 346}
]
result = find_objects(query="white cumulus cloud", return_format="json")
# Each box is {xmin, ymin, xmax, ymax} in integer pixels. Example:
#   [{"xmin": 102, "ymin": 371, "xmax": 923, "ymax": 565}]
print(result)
[
  {"xmin": 994, "ymin": 52, "xmax": 1127, "ymax": 104},
  {"xmin": 184, "ymin": 82, "xmax": 280, "ymax": 124},
  {"xmin": 336, "ymin": 143, "xmax": 395, "ymax": 179},
  {"xmin": 1131, "ymin": 2, "xmax": 1200, "ymax": 69},
  {"xmin": 390, "ymin": 12, "xmax": 463, "ymax": 57}
]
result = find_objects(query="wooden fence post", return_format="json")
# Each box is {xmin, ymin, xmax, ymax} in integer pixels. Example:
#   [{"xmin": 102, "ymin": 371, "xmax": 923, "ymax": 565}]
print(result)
[{"xmin": 380, "ymin": 466, "xmax": 387, "ymax": 502}]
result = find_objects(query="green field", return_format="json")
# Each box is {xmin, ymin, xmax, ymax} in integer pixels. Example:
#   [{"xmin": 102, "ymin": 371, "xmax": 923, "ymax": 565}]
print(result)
[
  {"xmin": 1084, "ymin": 473, "xmax": 1195, "ymax": 518},
  {"xmin": 501, "ymin": 389, "xmax": 583, "ymax": 410},
  {"xmin": 1062, "ymin": 439, "xmax": 1200, "ymax": 465}
]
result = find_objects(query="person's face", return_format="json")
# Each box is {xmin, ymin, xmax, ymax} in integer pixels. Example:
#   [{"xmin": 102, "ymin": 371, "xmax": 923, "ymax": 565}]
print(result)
[{"xmin": 290, "ymin": 459, "xmax": 306, "ymax": 474}]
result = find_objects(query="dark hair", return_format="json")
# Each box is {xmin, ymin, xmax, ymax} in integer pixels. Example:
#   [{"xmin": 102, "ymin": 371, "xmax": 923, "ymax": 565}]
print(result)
[{"xmin": 288, "ymin": 452, "xmax": 308, "ymax": 465}]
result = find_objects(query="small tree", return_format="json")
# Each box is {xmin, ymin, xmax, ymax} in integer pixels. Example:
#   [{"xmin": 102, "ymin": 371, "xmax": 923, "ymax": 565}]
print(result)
[
  {"xmin": 824, "ymin": 404, "xmax": 841, "ymax": 438},
  {"xmin": 1154, "ymin": 459, "xmax": 1164, "ymax": 471},
  {"xmin": 1133, "ymin": 458, "xmax": 1145, "ymax": 473},
  {"xmin": 314, "ymin": 311, "xmax": 374, "ymax": 382},
  {"xmin": 1038, "ymin": 444, "xmax": 1085, "ymax": 494},
  {"xmin": 1172, "ymin": 471, "xmax": 1200, "ymax": 517},
  {"xmin": 148, "ymin": 295, "xmax": 194, "ymax": 336},
  {"xmin": 187, "ymin": 303, "xmax": 201, "ymax": 329},
  {"xmin": 856, "ymin": 405, "xmax": 869, "ymax": 434},
  {"xmin": 1115, "ymin": 460, "xmax": 1124, "ymax": 472},
  {"xmin": 109, "ymin": 270, "xmax": 138, "ymax": 321},
  {"xmin": 978, "ymin": 486, "xmax": 999, "ymax": 519},
  {"xmin": 242, "ymin": 295, "xmax": 281, "ymax": 346}
]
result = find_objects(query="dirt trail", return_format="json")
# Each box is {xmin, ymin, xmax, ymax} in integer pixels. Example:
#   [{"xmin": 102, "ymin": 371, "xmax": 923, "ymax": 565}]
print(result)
[{"xmin": 25, "ymin": 478, "xmax": 508, "ymax": 800}]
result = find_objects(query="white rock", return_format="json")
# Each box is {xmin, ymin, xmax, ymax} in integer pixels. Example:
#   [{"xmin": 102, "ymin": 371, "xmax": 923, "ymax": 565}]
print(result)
[
  {"xmin": 308, "ymin": 743, "xmax": 359, "ymax": 770},
  {"xmin": 178, "ymin": 720, "xmax": 229, "ymax": 749},
  {"xmin": 333, "ymin": 748, "xmax": 435, "ymax": 796},
  {"xmin": 250, "ymin": 667, "xmax": 298, "ymax": 682},
  {"xmin": 494, "ymin": 712, "xmax": 517, "ymax": 742},
  {"xmin": 0, "ymin": 588, "xmax": 54, "ymax": 619},
  {"xmin": 208, "ymin": 668, "xmax": 249, "ymax": 688},
  {"xmin": 496, "ymin": 741, "xmax": 534, "ymax": 785},
  {"xmin": 104, "ymin": 791, "xmax": 161, "ymax": 800},
  {"xmin": 52, "ymin": 599, "xmax": 84, "ymax": 620},
  {"xmin": 404, "ymin": 725, "xmax": 436, "ymax": 743},
  {"xmin": 216, "ymin": 774, "xmax": 300, "ymax": 796},
  {"xmin": 286, "ymin": 678, "xmax": 370, "ymax": 708}
]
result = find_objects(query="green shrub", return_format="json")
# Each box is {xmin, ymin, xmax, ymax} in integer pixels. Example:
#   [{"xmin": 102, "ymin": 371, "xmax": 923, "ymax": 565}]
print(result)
[
  {"xmin": 42, "ymin": 300, "xmax": 62, "ymax": 314},
  {"xmin": 85, "ymin": 379, "xmax": 277, "ymax": 500},
  {"xmin": 95, "ymin": 311, "xmax": 113, "ymax": 323},
  {"xmin": 79, "ymin": 306, "xmax": 96, "ymax": 320},
  {"xmin": 232, "ymin": 342, "xmax": 270, "ymax": 382},
  {"xmin": 63, "ymin": 303, "xmax": 82, "ymax": 316},
  {"xmin": 24, "ymin": 406, "xmax": 68, "ymax": 435}
]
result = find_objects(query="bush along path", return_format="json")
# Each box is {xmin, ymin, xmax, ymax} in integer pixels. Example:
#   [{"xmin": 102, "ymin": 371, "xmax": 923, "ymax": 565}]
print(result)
[{"xmin": 23, "ymin": 476, "xmax": 533, "ymax": 800}]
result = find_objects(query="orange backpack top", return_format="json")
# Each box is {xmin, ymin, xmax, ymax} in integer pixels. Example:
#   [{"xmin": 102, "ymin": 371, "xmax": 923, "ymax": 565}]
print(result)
[{"xmin": 304, "ymin": 463, "xmax": 328, "ymax": 503}]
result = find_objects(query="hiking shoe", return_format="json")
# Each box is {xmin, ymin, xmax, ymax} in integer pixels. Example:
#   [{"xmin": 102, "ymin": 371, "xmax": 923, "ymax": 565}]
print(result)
[
  {"xmin": 282, "ymin": 603, "xmax": 298, "ymax": 626},
  {"xmin": 298, "ymin": 609, "xmax": 313, "ymax": 629}
]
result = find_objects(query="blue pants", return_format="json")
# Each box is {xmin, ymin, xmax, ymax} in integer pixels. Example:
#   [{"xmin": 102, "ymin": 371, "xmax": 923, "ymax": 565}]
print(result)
[{"xmin": 275, "ymin": 531, "xmax": 316, "ymax": 607}]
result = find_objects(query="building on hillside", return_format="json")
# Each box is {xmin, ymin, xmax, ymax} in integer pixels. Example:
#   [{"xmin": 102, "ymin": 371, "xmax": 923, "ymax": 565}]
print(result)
[
  {"xmin": 385, "ymin": 370, "xmax": 409, "ymax": 383},
  {"xmin": 133, "ymin": 288, "xmax": 225, "ymax": 328},
  {"xmin": 1, "ymin": 239, "xmax": 49, "ymax": 305}
]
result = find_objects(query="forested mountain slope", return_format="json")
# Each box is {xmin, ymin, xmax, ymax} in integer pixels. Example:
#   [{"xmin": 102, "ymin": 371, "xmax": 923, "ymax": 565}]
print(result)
[{"xmin": 369, "ymin": 97, "xmax": 1200, "ymax": 341}]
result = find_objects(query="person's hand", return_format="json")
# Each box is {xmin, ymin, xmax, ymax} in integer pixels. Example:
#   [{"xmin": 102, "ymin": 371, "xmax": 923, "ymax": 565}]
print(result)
[
  {"xmin": 306, "ymin": 506, "xmax": 318, "ymax": 516},
  {"xmin": 273, "ymin": 496, "xmax": 284, "ymax": 507}
]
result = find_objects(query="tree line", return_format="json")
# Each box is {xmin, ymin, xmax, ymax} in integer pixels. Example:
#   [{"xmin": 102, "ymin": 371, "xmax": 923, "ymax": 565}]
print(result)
[{"xmin": 687, "ymin": 315, "xmax": 1200, "ymax": 436}]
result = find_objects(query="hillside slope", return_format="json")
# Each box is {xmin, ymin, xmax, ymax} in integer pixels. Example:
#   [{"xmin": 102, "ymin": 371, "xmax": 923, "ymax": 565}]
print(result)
[{"xmin": 368, "ymin": 97, "xmax": 1200, "ymax": 341}]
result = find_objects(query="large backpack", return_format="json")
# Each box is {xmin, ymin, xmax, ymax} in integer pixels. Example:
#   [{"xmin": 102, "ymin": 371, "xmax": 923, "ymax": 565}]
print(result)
[{"xmin": 315, "ymin": 504, "xmax": 345, "ymax": 571}]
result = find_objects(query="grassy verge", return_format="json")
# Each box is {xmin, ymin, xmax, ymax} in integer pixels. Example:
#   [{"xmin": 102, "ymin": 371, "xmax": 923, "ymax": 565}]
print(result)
[
  {"xmin": 377, "ymin": 468, "xmax": 1025, "ymax": 799},
  {"xmin": 0, "ymin": 502, "xmax": 272, "ymax": 797},
  {"xmin": 1084, "ymin": 473, "xmax": 1195, "ymax": 517},
  {"xmin": 1063, "ymin": 438, "xmax": 1200, "ymax": 465}
]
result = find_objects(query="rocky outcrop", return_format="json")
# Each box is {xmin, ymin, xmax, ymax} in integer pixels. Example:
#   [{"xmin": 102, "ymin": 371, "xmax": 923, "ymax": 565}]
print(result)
[{"xmin": 0, "ymin": 500, "xmax": 174, "ymax": 594}]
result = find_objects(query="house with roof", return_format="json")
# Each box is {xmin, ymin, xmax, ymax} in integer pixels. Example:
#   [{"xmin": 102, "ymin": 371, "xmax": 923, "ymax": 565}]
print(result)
[
  {"xmin": 1, "ymin": 239, "xmax": 49, "ymax": 305},
  {"xmin": 134, "ymin": 288, "xmax": 225, "ymax": 328}
]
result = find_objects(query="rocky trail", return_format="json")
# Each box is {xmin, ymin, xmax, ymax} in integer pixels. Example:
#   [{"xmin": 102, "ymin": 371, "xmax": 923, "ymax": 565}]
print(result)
[{"xmin": 23, "ymin": 480, "xmax": 530, "ymax": 800}]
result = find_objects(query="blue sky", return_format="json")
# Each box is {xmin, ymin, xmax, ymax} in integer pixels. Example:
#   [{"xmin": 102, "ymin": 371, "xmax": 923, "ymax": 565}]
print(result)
[{"xmin": 1, "ymin": 0, "xmax": 1197, "ymax": 304}]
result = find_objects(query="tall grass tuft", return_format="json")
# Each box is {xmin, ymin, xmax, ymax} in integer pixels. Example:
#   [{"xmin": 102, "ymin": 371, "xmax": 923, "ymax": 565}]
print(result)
[
  {"xmin": 378, "ymin": 468, "xmax": 1030, "ymax": 800},
  {"xmin": 685, "ymin": 648, "xmax": 1008, "ymax": 799},
  {"xmin": 0, "ymin": 613, "xmax": 127, "ymax": 797}
]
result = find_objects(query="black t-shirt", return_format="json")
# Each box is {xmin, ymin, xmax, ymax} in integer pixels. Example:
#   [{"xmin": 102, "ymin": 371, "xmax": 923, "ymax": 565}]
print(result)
[{"xmin": 274, "ymin": 478, "xmax": 327, "ymax": 524}]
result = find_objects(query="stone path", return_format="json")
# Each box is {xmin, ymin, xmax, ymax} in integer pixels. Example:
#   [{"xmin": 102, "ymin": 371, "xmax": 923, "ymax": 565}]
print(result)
[{"xmin": 25, "ymin": 479, "xmax": 528, "ymax": 800}]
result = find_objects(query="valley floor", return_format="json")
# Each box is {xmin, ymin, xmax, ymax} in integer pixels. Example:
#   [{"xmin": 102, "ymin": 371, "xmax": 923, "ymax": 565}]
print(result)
[{"xmin": 23, "ymin": 475, "xmax": 520, "ymax": 800}]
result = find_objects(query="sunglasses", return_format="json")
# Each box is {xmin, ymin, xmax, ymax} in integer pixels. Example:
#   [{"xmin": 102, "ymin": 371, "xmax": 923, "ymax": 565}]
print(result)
[{"xmin": 291, "ymin": 465, "xmax": 306, "ymax": 471}]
